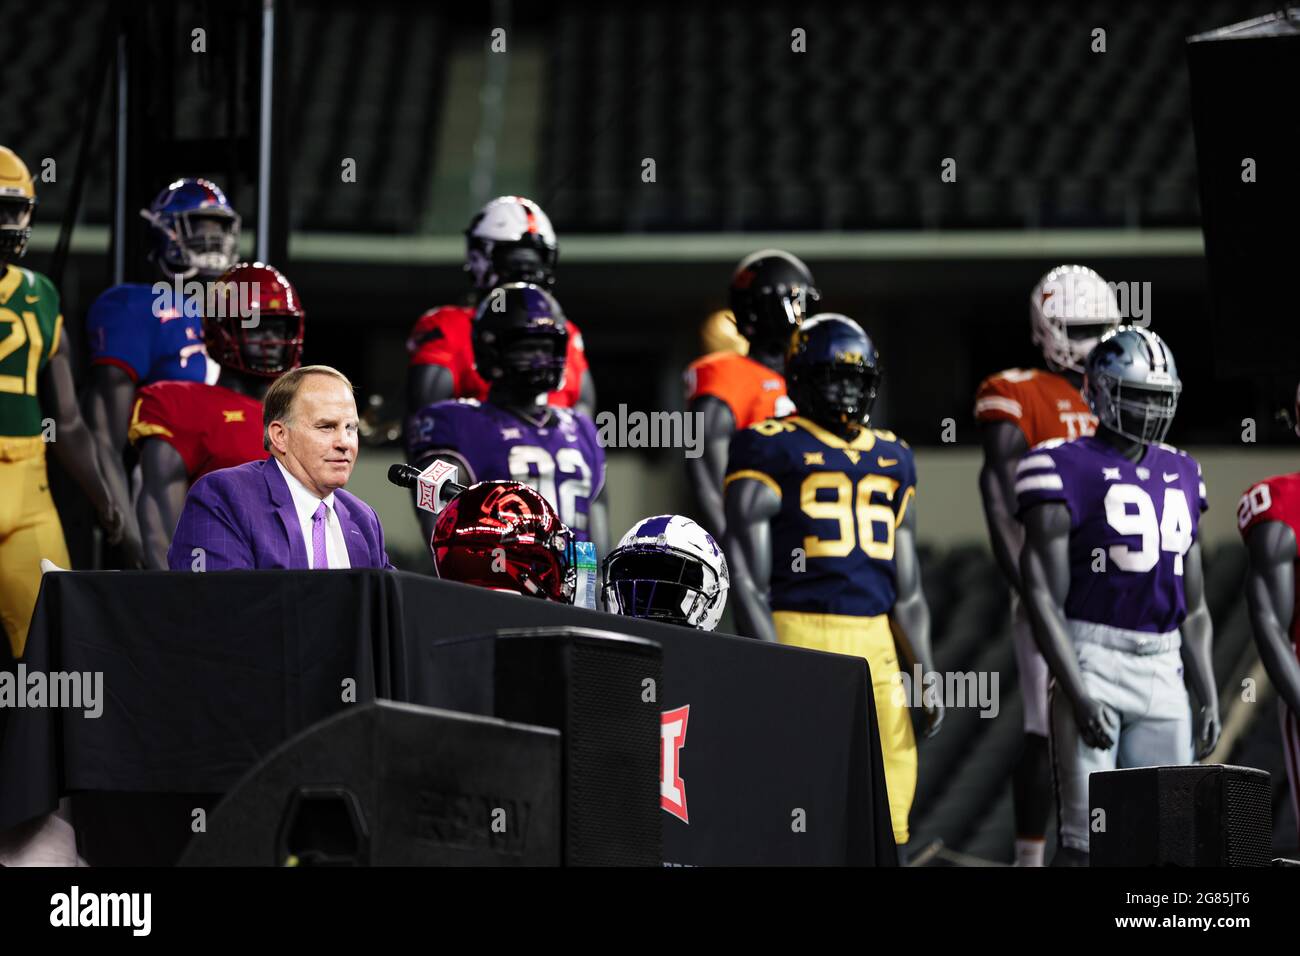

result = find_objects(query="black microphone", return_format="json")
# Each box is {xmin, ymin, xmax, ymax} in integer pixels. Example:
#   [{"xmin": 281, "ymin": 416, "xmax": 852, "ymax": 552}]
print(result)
[
  {"xmin": 387, "ymin": 462, "xmax": 465, "ymax": 513},
  {"xmin": 387, "ymin": 463, "xmax": 422, "ymax": 489}
]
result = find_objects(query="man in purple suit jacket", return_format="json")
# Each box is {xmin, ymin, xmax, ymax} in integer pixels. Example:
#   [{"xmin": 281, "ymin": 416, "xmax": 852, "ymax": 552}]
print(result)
[{"xmin": 169, "ymin": 365, "xmax": 392, "ymax": 571}]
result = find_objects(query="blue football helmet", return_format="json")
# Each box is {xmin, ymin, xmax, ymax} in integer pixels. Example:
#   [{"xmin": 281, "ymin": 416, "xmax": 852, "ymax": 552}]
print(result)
[
  {"xmin": 140, "ymin": 178, "xmax": 241, "ymax": 279},
  {"xmin": 602, "ymin": 515, "xmax": 729, "ymax": 631},
  {"xmin": 1083, "ymin": 326, "xmax": 1181, "ymax": 445},
  {"xmin": 785, "ymin": 313, "xmax": 881, "ymax": 430}
]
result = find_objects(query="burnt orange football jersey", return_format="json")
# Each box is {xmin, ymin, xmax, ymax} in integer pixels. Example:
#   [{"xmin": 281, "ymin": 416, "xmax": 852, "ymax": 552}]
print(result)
[
  {"xmin": 129, "ymin": 381, "xmax": 266, "ymax": 482},
  {"xmin": 973, "ymin": 367, "xmax": 1096, "ymax": 445},
  {"xmin": 684, "ymin": 351, "xmax": 793, "ymax": 430}
]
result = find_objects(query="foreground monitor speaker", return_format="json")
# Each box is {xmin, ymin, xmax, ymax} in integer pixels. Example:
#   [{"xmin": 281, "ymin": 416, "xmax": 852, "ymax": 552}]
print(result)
[
  {"xmin": 1090, "ymin": 764, "xmax": 1272, "ymax": 867},
  {"xmin": 180, "ymin": 700, "xmax": 561, "ymax": 866},
  {"xmin": 421, "ymin": 626, "xmax": 663, "ymax": 866}
]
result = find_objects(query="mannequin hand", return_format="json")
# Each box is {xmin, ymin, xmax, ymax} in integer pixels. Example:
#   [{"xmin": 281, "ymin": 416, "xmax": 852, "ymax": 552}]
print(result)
[{"xmin": 1074, "ymin": 696, "xmax": 1116, "ymax": 750}]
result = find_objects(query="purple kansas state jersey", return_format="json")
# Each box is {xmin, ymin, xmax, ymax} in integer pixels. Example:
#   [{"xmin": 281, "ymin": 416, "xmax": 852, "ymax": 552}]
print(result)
[
  {"xmin": 1015, "ymin": 435, "xmax": 1207, "ymax": 634},
  {"xmin": 408, "ymin": 399, "xmax": 605, "ymax": 541}
]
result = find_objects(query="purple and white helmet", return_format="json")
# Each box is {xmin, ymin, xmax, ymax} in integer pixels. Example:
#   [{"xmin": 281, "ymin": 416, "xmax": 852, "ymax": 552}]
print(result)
[{"xmin": 602, "ymin": 515, "xmax": 729, "ymax": 631}]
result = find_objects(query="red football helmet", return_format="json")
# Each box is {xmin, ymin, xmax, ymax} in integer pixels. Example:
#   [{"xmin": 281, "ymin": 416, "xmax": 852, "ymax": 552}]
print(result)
[
  {"xmin": 205, "ymin": 261, "xmax": 305, "ymax": 377},
  {"xmin": 432, "ymin": 480, "xmax": 576, "ymax": 603}
]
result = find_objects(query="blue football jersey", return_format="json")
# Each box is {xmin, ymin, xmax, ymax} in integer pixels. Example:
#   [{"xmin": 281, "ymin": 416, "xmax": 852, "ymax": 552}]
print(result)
[
  {"xmin": 725, "ymin": 415, "xmax": 917, "ymax": 616},
  {"xmin": 85, "ymin": 283, "xmax": 213, "ymax": 385},
  {"xmin": 1015, "ymin": 436, "xmax": 1207, "ymax": 634},
  {"xmin": 408, "ymin": 399, "xmax": 606, "ymax": 541}
]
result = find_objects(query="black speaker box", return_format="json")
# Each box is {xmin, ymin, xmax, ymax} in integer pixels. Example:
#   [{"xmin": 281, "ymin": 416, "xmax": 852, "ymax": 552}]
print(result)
[
  {"xmin": 1090, "ymin": 764, "xmax": 1272, "ymax": 866},
  {"xmin": 179, "ymin": 700, "xmax": 561, "ymax": 866},
  {"xmin": 418, "ymin": 626, "xmax": 663, "ymax": 866}
]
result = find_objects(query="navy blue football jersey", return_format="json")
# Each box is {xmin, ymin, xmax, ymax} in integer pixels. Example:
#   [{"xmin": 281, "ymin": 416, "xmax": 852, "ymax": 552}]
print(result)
[{"xmin": 725, "ymin": 415, "xmax": 917, "ymax": 616}]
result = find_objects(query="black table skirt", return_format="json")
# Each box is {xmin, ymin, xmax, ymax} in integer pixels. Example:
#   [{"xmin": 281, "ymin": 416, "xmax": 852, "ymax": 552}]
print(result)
[{"xmin": 0, "ymin": 570, "xmax": 896, "ymax": 865}]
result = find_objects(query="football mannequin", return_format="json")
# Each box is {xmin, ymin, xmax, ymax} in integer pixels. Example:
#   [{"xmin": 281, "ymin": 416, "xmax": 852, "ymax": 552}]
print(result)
[
  {"xmin": 975, "ymin": 264, "xmax": 1120, "ymax": 866},
  {"xmin": 431, "ymin": 479, "xmax": 577, "ymax": 603},
  {"xmin": 406, "ymin": 196, "xmax": 595, "ymax": 418},
  {"xmin": 0, "ymin": 145, "xmax": 121, "ymax": 657},
  {"xmin": 1018, "ymin": 327, "xmax": 1219, "ymax": 866},
  {"xmin": 82, "ymin": 177, "xmax": 242, "ymax": 566},
  {"xmin": 130, "ymin": 263, "xmax": 305, "ymax": 569},
  {"xmin": 1237, "ymin": 384, "xmax": 1300, "ymax": 846},
  {"xmin": 685, "ymin": 249, "xmax": 819, "ymax": 539},
  {"xmin": 603, "ymin": 514, "xmax": 729, "ymax": 630},
  {"xmin": 723, "ymin": 314, "xmax": 941, "ymax": 854},
  {"xmin": 408, "ymin": 283, "xmax": 608, "ymax": 566}
]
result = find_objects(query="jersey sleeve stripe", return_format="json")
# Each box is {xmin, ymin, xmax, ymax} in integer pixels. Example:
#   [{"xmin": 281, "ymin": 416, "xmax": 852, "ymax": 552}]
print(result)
[
  {"xmin": 127, "ymin": 420, "xmax": 174, "ymax": 444},
  {"xmin": 974, "ymin": 396, "xmax": 1023, "ymax": 418},
  {"xmin": 1199, "ymin": 481, "xmax": 1207, "ymax": 498},
  {"xmin": 1016, "ymin": 454, "xmax": 1056, "ymax": 474},
  {"xmin": 895, "ymin": 485, "xmax": 915, "ymax": 527},
  {"xmin": 724, "ymin": 469, "xmax": 782, "ymax": 500},
  {"xmin": 1015, "ymin": 474, "xmax": 1064, "ymax": 494}
]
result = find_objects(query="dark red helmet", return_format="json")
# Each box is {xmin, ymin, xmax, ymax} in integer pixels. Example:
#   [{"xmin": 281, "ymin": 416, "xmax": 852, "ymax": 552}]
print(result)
[
  {"xmin": 204, "ymin": 261, "xmax": 305, "ymax": 378},
  {"xmin": 432, "ymin": 480, "xmax": 577, "ymax": 603}
]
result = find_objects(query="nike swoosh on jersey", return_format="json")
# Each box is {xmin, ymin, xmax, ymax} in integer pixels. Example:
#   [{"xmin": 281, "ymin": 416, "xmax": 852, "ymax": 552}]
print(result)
[
  {"xmin": 1163, "ymin": 472, "xmax": 1179, "ymax": 482},
  {"xmin": 878, "ymin": 457, "xmax": 898, "ymax": 467},
  {"xmin": 25, "ymin": 295, "xmax": 39, "ymax": 303}
]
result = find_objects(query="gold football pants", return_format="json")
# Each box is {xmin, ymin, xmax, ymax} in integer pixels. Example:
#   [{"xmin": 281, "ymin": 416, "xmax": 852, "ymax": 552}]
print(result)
[
  {"xmin": 0, "ymin": 438, "xmax": 69, "ymax": 657},
  {"xmin": 773, "ymin": 610, "xmax": 917, "ymax": 845}
]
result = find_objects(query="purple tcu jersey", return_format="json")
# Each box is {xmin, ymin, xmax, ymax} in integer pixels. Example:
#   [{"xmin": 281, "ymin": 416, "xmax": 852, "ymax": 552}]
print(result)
[
  {"xmin": 408, "ymin": 399, "xmax": 605, "ymax": 541},
  {"xmin": 1015, "ymin": 435, "xmax": 1207, "ymax": 634},
  {"xmin": 86, "ymin": 283, "xmax": 214, "ymax": 385}
]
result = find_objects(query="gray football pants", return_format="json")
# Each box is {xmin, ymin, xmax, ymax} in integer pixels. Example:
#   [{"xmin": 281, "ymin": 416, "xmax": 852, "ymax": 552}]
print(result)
[{"xmin": 1048, "ymin": 620, "xmax": 1193, "ymax": 852}]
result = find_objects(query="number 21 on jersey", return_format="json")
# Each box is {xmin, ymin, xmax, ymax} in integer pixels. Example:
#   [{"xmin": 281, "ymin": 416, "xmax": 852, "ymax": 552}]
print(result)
[{"xmin": 1104, "ymin": 484, "xmax": 1193, "ymax": 575}]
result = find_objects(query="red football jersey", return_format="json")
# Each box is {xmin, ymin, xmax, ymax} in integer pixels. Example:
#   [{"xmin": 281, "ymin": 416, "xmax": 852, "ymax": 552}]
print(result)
[
  {"xmin": 684, "ymin": 351, "xmax": 793, "ymax": 430},
  {"xmin": 128, "ymin": 381, "xmax": 266, "ymax": 481},
  {"xmin": 1239, "ymin": 472, "xmax": 1300, "ymax": 649},
  {"xmin": 974, "ymin": 367, "xmax": 1096, "ymax": 445},
  {"xmin": 405, "ymin": 304, "xmax": 588, "ymax": 407}
]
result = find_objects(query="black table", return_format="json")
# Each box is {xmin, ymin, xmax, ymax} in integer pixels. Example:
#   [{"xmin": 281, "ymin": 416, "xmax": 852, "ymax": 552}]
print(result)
[{"xmin": 0, "ymin": 570, "xmax": 896, "ymax": 865}]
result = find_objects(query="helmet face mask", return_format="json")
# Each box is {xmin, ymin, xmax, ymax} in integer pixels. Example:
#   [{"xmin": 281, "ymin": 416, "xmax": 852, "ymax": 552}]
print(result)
[
  {"xmin": 601, "ymin": 515, "xmax": 729, "ymax": 630},
  {"xmin": 793, "ymin": 362, "xmax": 879, "ymax": 431},
  {"xmin": 1083, "ymin": 326, "xmax": 1181, "ymax": 446},
  {"xmin": 142, "ymin": 179, "xmax": 242, "ymax": 280},
  {"xmin": 0, "ymin": 195, "xmax": 34, "ymax": 262},
  {"xmin": 234, "ymin": 315, "xmax": 303, "ymax": 377}
]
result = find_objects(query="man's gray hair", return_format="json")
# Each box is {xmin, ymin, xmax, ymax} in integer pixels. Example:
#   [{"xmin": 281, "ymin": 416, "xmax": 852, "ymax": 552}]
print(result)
[{"xmin": 262, "ymin": 365, "xmax": 354, "ymax": 451}]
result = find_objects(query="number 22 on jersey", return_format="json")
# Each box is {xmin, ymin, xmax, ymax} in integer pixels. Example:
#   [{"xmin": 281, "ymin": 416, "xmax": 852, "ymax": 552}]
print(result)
[{"xmin": 507, "ymin": 444, "xmax": 593, "ymax": 531}]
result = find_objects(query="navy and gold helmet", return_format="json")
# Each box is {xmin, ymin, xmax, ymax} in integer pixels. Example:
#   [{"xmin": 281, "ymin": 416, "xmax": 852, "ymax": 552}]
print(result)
[
  {"xmin": 1083, "ymin": 325, "xmax": 1181, "ymax": 445},
  {"xmin": 785, "ymin": 314, "xmax": 881, "ymax": 431}
]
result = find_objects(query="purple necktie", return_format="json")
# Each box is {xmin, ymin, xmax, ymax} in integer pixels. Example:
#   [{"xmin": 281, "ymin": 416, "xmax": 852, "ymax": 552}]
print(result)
[{"xmin": 312, "ymin": 501, "xmax": 329, "ymax": 570}]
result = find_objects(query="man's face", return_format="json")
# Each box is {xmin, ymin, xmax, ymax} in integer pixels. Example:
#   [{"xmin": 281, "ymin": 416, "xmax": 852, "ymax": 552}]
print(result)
[{"xmin": 280, "ymin": 375, "xmax": 359, "ymax": 496}]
